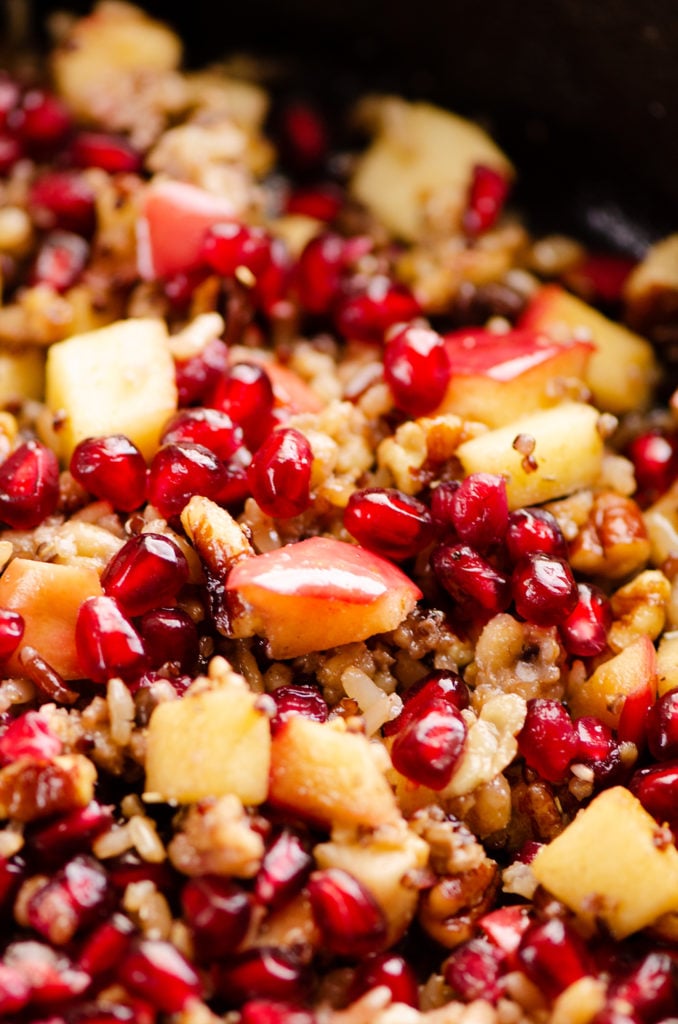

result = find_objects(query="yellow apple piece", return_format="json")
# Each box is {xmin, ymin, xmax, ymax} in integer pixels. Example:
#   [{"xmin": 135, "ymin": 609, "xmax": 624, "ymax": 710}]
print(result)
[
  {"xmin": 0, "ymin": 557, "xmax": 103, "ymax": 680},
  {"xmin": 226, "ymin": 536, "xmax": 421, "ymax": 659},
  {"xmin": 456, "ymin": 402, "xmax": 604, "ymax": 510},
  {"xmin": 657, "ymin": 632, "xmax": 678, "ymax": 697},
  {"xmin": 435, "ymin": 327, "xmax": 593, "ymax": 427},
  {"xmin": 145, "ymin": 678, "xmax": 271, "ymax": 805},
  {"xmin": 532, "ymin": 786, "xmax": 678, "ymax": 938},
  {"xmin": 45, "ymin": 317, "xmax": 177, "ymax": 461},
  {"xmin": 350, "ymin": 98, "xmax": 513, "ymax": 241},
  {"xmin": 269, "ymin": 716, "xmax": 399, "ymax": 829},
  {"xmin": 568, "ymin": 635, "xmax": 657, "ymax": 739},
  {"xmin": 520, "ymin": 284, "xmax": 658, "ymax": 414},
  {"xmin": 0, "ymin": 346, "xmax": 45, "ymax": 405},
  {"xmin": 624, "ymin": 233, "xmax": 678, "ymax": 329}
]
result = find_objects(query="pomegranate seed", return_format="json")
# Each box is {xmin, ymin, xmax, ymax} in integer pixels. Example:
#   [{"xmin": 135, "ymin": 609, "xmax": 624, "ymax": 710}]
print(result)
[
  {"xmin": 334, "ymin": 276, "xmax": 421, "ymax": 344},
  {"xmin": 446, "ymin": 473, "xmax": 509, "ymax": 552},
  {"xmin": 208, "ymin": 362, "xmax": 275, "ymax": 451},
  {"xmin": 247, "ymin": 427, "xmax": 313, "ymax": 519},
  {"xmin": 517, "ymin": 917, "xmax": 591, "ymax": 998},
  {"xmin": 139, "ymin": 607, "xmax": 199, "ymax": 672},
  {"xmin": 343, "ymin": 487, "xmax": 435, "ymax": 561},
  {"xmin": 161, "ymin": 407, "xmax": 243, "ymax": 460},
  {"xmin": 383, "ymin": 324, "xmax": 451, "ymax": 416},
  {"xmin": 0, "ymin": 710, "xmax": 61, "ymax": 763},
  {"xmin": 560, "ymin": 582, "xmax": 611, "ymax": 657},
  {"xmin": 69, "ymin": 131, "xmax": 142, "ymax": 173},
  {"xmin": 5, "ymin": 940, "xmax": 90, "ymax": 1004},
  {"xmin": 0, "ymin": 608, "xmax": 24, "ymax": 661},
  {"xmin": 432, "ymin": 543, "xmax": 511, "ymax": 615},
  {"xmin": 175, "ymin": 337, "xmax": 229, "ymax": 407},
  {"xmin": 351, "ymin": 953, "xmax": 419, "ymax": 1008},
  {"xmin": 295, "ymin": 232, "xmax": 348, "ymax": 315},
  {"xmin": 505, "ymin": 507, "xmax": 568, "ymax": 563},
  {"xmin": 609, "ymin": 951, "xmax": 676, "ymax": 1021},
  {"xmin": 463, "ymin": 164, "xmax": 510, "ymax": 237},
  {"xmin": 518, "ymin": 699, "xmax": 578, "ymax": 784},
  {"xmin": 0, "ymin": 439, "xmax": 60, "ymax": 529},
  {"xmin": 0, "ymin": 855, "xmax": 26, "ymax": 908},
  {"xmin": 511, "ymin": 553, "xmax": 578, "ymax": 626},
  {"xmin": 201, "ymin": 222, "xmax": 272, "ymax": 278},
  {"xmin": 11, "ymin": 88, "xmax": 72, "ymax": 153},
  {"xmin": 308, "ymin": 868, "xmax": 386, "ymax": 958},
  {"xmin": 630, "ymin": 762, "xmax": 678, "ymax": 831},
  {"xmin": 0, "ymin": 74, "xmax": 20, "ymax": 128},
  {"xmin": 0, "ymin": 131, "xmax": 24, "ymax": 173},
  {"xmin": 29, "ymin": 802, "xmax": 114, "ymax": 865},
  {"xmin": 592, "ymin": 1006, "xmax": 644, "ymax": 1024},
  {"xmin": 119, "ymin": 938, "xmax": 201, "ymax": 1013},
  {"xmin": 646, "ymin": 689, "xmax": 678, "ymax": 761},
  {"xmin": 570, "ymin": 252, "xmax": 636, "ymax": 305},
  {"xmin": 628, "ymin": 431, "xmax": 678, "ymax": 504},
  {"xmin": 383, "ymin": 669, "xmax": 470, "ymax": 738},
  {"xmin": 32, "ymin": 230, "xmax": 89, "ymax": 292},
  {"xmin": 181, "ymin": 875, "xmax": 253, "ymax": 960},
  {"xmin": 269, "ymin": 685, "xmax": 328, "ymax": 733},
  {"xmin": 78, "ymin": 913, "xmax": 135, "ymax": 975},
  {"xmin": 252, "ymin": 238, "xmax": 292, "ymax": 317},
  {"xmin": 0, "ymin": 961, "xmax": 31, "ymax": 1014},
  {"xmin": 478, "ymin": 906, "xmax": 531, "ymax": 956},
  {"xmin": 215, "ymin": 447, "xmax": 253, "ymax": 509},
  {"xmin": 254, "ymin": 830, "xmax": 313, "ymax": 909},
  {"xmin": 147, "ymin": 442, "xmax": 227, "ymax": 519},
  {"xmin": 101, "ymin": 533, "xmax": 189, "ymax": 618},
  {"xmin": 26, "ymin": 855, "xmax": 111, "ymax": 945},
  {"xmin": 163, "ymin": 265, "xmax": 211, "ymax": 312},
  {"xmin": 444, "ymin": 938, "xmax": 504, "ymax": 1002},
  {"xmin": 391, "ymin": 696, "xmax": 467, "ymax": 790},
  {"xmin": 64, "ymin": 1003, "xmax": 146, "ymax": 1024},
  {"xmin": 573, "ymin": 716, "xmax": 615, "ymax": 763},
  {"xmin": 286, "ymin": 183, "xmax": 343, "ymax": 222},
  {"xmin": 430, "ymin": 481, "xmax": 460, "ymax": 530},
  {"xmin": 30, "ymin": 171, "xmax": 96, "ymax": 235},
  {"xmin": 278, "ymin": 100, "xmax": 328, "ymax": 172},
  {"xmin": 240, "ymin": 1000, "xmax": 316, "ymax": 1024},
  {"xmin": 107, "ymin": 853, "xmax": 175, "ymax": 892},
  {"xmin": 70, "ymin": 435, "xmax": 147, "ymax": 511},
  {"xmin": 215, "ymin": 948, "xmax": 308, "ymax": 1005},
  {"xmin": 76, "ymin": 595, "xmax": 147, "ymax": 683}
]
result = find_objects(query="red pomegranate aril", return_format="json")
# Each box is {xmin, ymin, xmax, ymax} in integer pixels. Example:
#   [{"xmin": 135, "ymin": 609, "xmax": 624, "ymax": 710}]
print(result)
[
  {"xmin": 308, "ymin": 868, "xmax": 386, "ymax": 958},
  {"xmin": 447, "ymin": 473, "xmax": 509, "ymax": 552},
  {"xmin": 511, "ymin": 552, "xmax": 578, "ymax": 626},
  {"xmin": 119, "ymin": 938, "xmax": 201, "ymax": 1013},
  {"xmin": 351, "ymin": 953, "xmax": 419, "ymax": 1008},
  {"xmin": 646, "ymin": 689, "xmax": 678, "ymax": 761},
  {"xmin": 32, "ymin": 230, "xmax": 89, "ymax": 292},
  {"xmin": 240, "ymin": 1000, "xmax": 316, "ymax": 1024},
  {"xmin": 4, "ymin": 940, "xmax": 90, "ymax": 1004},
  {"xmin": 139, "ymin": 607, "xmax": 199, "ymax": 672},
  {"xmin": 201, "ymin": 222, "xmax": 272, "ymax": 278},
  {"xmin": 161, "ymin": 407, "xmax": 243, "ymax": 461},
  {"xmin": 70, "ymin": 435, "xmax": 147, "ymax": 511},
  {"xmin": 215, "ymin": 447, "xmax": 253, "ymax": 508},
  {"xmin": 630, "ymin": 762, "xmax": 678, "ymax": 830},
  {"xmin": 609, "ymin": 951, "xmax": 676, "ymax": 1022},
  {"xmin": 69, "ymin": 131, "xmax": 142, "ymax": 173},
  {"xmin": 101, "ymin": 533, "xmax": 189, "ymax": 618},
  {"xmin": 76, "ymin": 596, "xmax": 147, "ymax": 683},
  {"xmin": 30, "ymin": 802, "xmax": 114, "ymax": 865},
  {"xmin": 215, "ymin": 948, "xmax": 308, "ymax": 1005},
  {"xmin": 254, "ymin": 830, "xmax": 313, "ymax": 909},
  {"xmin": 0, "ymin": 74, "xmax": 20, "ymax": 128},
  {"xmin": 286, "ymin": 183, "xmax": 343, "ymax": 222},
  {"xmin": 343, "ymin": 487, "xmax": 435, "ymax": 561},
  {"xmin": 334, "ymin": 276, "xmax": 421, "ymax": 344},
  {"xmin": 444, "ymin": 938, "xmax": 504, "ymax": 1003},
  {"xmin": 208, "ymin": 361, "xmax": 275, "ymax": 451},
  {"xmin": 182, "ymin": 876, "xmax": 253, "ymax": 960},
  {"xmin": 518, "ymin": 698, "xmax": 578, "ymax": 784},
  {"xmin": 26, "ymin": 855, "xmax": 111, "ymax": 945},
  {"xmin": 11, "ymin": 88, "xmax": 72, "ymax": 152},
  {"xmin": 573, "ymin": 716, "xmax": 615, "ymax": 763},
  {"xmin": 0, "ymin": 709, "xmax": 61, "ymax": 763},
  {"xmin": 391, "ymin": 696, "xmax": 467, "ymax": 790},
  {"xmin": 383, "ymin": 670, "xmax": 470, "ymax": 738},
  {"xmin": 278, "ymin": 99, "xmax": 328, "ymax": 172},
  {"xmin": 107, "ymin": 853, "xmax": 175, "ymax": 892},
  {"xmin": 175, "ymin": 337, "xmax": 229, "ymax": 407},
  {"xmin": 64, "ymin": 1002, "xmax": 145, "ymax": 1024},
  {"xmin": 269, "ymin": 685, "xmax": 328, "ymax": 734},
  {"xmin": 0, "ymin": 855, "xmax": 26, "ymax": 908},
  {"xmin": 505, "ymin": 507, "xmax": 568, "ymax": 563},
  {"xmin": 295, "ymin": 233, "xmax": 346, "ymax": 315},
  {"xmin": 0, "ymin": 439, "xmax": 60, "ymax": 529},
  {"xmin": 0, "ymin": 961, "xmax": 31, "ymax": 1014},
  {"xmin": 628, "ymin": 430, "xmax": 678, "ymax": 504},
  {"xmin": 0, "ymin": 608, "xmax": 24, "ymax": 661},
  {"xmin": 430, "ymin": 481, "xmax": 460, "ymax": 531},
  {"xmin": 163, "ymin": 265, "xmax": 211, "ymax": 312},
  {"xmin": 147, "ymin": 442, "xmax": 227, "ymax": 519},
  {"xmin": 478, "ymin": 905, "xmax": 531, "ymax": 957},
  {"xmin": 253, "ymin": 238, "xmax": 292, "ymax": 317},
  {"xmin": 30, "ymin": 171, "xmax": 96, "ymax": 235},
  {"xmin": 247, "ymin": 427, "xmax": 313, "ymax": 519},
  {"xmin": 0, "ymin": 131, "xmax": 24, "ymax": 173},
  {"xmin": 517, "ymin": 918, "xmax": 591, "ymax": 999},
  {"xmin": 463, "ymin": 164, "xmax": 510, "ymax": 237},
  {"xmin": 432, "ymin": 543, "xmax": 511, "ymax": 615},
  {"xmin": 384, "ymin": 324, "xmax": 451, "ymax": 417},
  {"xmin": 560, "ymin": 582, "xmax": 612, "ymax": 657}
]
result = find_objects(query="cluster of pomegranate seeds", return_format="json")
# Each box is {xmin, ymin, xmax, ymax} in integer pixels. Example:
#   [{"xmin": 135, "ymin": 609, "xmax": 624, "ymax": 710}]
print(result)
[
  {"xmin": 0, "ymin": 439, "xmax": 60, "ymax": 529},
  {"xmin": 343, "ymin": 487, "xmax": 435, "ymax": 560},
  {"xmin": 75, "ymin": 596, "xmax": 146, "ymax": 683},
  {"xmin": 70, "ymin": 435, "xmax": 147, "ymax": 511},
  {"xmin": 307, "ymin": 868, "xmax": 387, "ymax": 957},
  {"xmin": 247, "ymin": 427, "xmax": 313, "ymax": 518}
]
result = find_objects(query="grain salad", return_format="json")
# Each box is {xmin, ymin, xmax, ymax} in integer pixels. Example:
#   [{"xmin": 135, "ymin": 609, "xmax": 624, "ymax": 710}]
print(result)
[{"xmin": 1, "ymin": 3, "xmax": 678, "ymax": 1022}]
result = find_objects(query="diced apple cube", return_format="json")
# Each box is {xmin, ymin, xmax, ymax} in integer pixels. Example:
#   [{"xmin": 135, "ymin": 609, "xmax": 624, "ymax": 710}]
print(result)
[
  {"xmin": 532, "ymin": 786, "xmax": 678, "ymax": 938},
  {"xmin": 226, "ymin": 536, "xmax": 421, "ymax": 659},
  {"xmin": 351, "ymin": 98, "xmax": 513, "ymax": 241},
  {"xmin": 45, "ymin": 318, "xmax": 177, "ymax": 461},
  {"xmin": 568, "ymin": 635, "xmax": 657, "ymax": 733},
  {"xmin": 521, "ymin": 284, "xmax": 658, "ymax": 414},
  {"xmin": 269, "ymin": 716, "xmax": 400, "ymax": 829},
  {"xmin": 624, "ymin": 233, "xmax": 678, "ymax": 332},
  {"xmin": 455, "ymin": 402, "xmax": 604, "ymax": 510},
  {"xmin": 0, "ymin": 346, "xmax": 45, "ymax": 405},
  {"xmin": 0, "ymin": 557, "xmax": 103, "ymax": 680},
  {"xmin": 657, "ymin": 632, "xmax": 678, "ymax": 697},
  {"xmin": 145, "ymin": 677, "xmax": 271, "ymax": 805}
]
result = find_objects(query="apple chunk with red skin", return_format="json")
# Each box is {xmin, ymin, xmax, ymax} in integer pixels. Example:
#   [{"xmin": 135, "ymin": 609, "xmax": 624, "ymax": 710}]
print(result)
[
  {"xmin": 434, "ymin": 328, "xmax": 593, "ymax": 428},
  {"xmin": 226, "ymin": 536, "xmax": 421, "ymax": 659}
]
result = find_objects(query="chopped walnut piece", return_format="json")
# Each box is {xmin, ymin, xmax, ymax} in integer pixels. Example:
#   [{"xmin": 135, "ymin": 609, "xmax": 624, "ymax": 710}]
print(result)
[
  {"xmin": 469, "ymin": 613, "xmax": 566, "ymax": 704},
  {"xmin": 181, "ymin": 495, "xmax": 254, "ymax": 576},
  {"xmin": 418, "ymin": 857, "xmax": 499, "ymax": 948},
  {"xmin": 167, "ymin": 794, "xmax": 265, "ymax": 878},
  {"xmin": 608, "ymin": 569, "xmax": 671, "ymax": 653},
  {"xmin": 0, "ymin": 754, "xmax": 96, "ymax": 822},
  {"xmin": 568, "ymin": 491, "xmax": 651, "ymax": 579}
]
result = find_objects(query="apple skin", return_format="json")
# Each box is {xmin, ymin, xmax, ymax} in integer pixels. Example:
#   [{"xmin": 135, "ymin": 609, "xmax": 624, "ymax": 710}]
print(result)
[
  {"xmin": 137, "ymin": 180, "xmax": 236, "ymax": 281},
  {"xmin": 226, "ymin": 536, "xmax": 421, "ymax": 658},
  {"xmin": 568, "ymin": 635, "xmax": 657, "ymax": 743},
  {"xmin": 433, "ymin": 327, "xmax": 593, "ymax": 427}
]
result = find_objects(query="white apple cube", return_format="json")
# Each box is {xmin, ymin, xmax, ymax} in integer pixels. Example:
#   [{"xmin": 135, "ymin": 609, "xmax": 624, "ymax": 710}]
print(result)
[
  {"xmin": 46, "ymin": 318, "xmax": 177, "ymax": 461},
  {"xmin": 568, "ymin": 635, "xmax": 657, "ymax": 731},
  {"xmin": 456, "ymin": 402, "xmax": 604, "ymax": 510},
  {"xmin": 0, "ymin": 346, "xmax": 45, "ymax": 404},
  {"xmin": 532, "ymin": 786, "xmax": 678, "ymax": 938}
]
